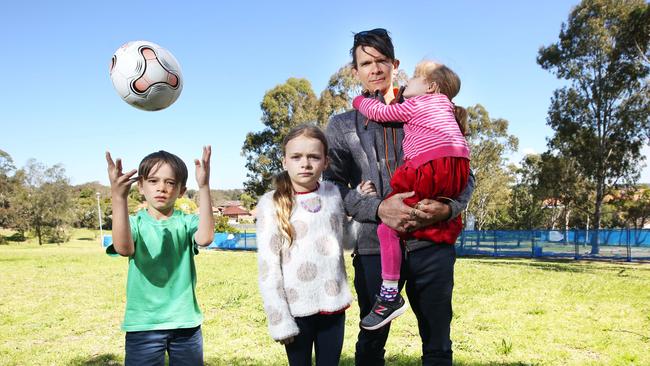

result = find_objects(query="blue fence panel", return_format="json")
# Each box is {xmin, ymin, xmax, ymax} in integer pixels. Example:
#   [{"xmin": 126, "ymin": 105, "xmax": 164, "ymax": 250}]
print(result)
[
  {"xmin": 198, "ymin": 229, "xmax": 650, "ymax": 261},
  {"xmin": 207, "ymin": 232, "xmax": 257, "ymax": 251},
  {"xmin": 457, "ymin": 229, "xmax": 650, "ymax": 261},
  {"xmin": 102, "ymin": 235, "xmax": 112, "ymax": 248}
]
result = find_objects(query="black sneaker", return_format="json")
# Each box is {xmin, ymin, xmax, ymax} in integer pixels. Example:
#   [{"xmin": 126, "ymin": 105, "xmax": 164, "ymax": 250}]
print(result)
[{"xmin": 360, "ymin": 293, "xmax": 408, "ymax": 330}]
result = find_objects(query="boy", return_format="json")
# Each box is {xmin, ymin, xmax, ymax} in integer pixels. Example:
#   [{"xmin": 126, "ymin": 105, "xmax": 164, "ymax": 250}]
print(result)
[{"xmin": 105, "ymin": 147, "xmax": 214, "ymax": 366}]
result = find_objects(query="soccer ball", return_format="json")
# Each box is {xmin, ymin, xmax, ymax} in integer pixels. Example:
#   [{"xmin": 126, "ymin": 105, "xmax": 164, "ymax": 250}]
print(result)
[{"xmin": 109, "ymin": 40, "xmax": 183, "ymax": 111}]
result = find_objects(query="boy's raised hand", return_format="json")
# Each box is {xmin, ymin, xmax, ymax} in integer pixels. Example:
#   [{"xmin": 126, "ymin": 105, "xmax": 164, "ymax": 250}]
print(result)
[
  {"xmin": 194, "ymin": 145, "xmax": 211, "ymax": 189},
  {"xmin": 106, "ymin": 152, "xmax": 137, "ymax": 198}
]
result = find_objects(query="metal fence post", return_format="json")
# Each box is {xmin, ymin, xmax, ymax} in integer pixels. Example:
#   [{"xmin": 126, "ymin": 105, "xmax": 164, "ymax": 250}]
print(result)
[
  {"xmin": 574, "ymin": 229, "xmax": 579, "ymax": 260},
  {"xmin": 626, "ymin": 228, "xmax": 632, "ymax": 262},
  {"xmin": 244, "ymin": 230, "xmax": 247, "ymax": 250},
  {"xmin": 531, "ymin": 230, "xmax": 536, "ymax": 258},
  {"xmin": 460, "ymin": 229, "xmax": 465, "ymax": 254}
]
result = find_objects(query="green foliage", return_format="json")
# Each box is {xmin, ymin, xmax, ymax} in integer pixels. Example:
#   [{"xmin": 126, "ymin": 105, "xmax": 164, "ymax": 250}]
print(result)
[
  {"xmin": 538, "ymin": 0, "xmax": 650, "ymax": 252},
  {"xmin": 175, "ymin": 196, "xmax": 198, "ymax": 214},
  {"xmin": 607, "ymin": 186, "xmax": 650, "ymax": 229},
  {"xmin": 10, "ymin": 159, "xmax": 74, "ymax": 245},
  {"xmin": 506, "ymin": 155, "xmax": 546, "ymax": 229},
  {"xmin": 214, "ymin": 215, "xmax": 238, "ymax": 233},
  {"xmin": 71, "ymin": 196, "xmax": 98, "ymax": 229},
  {"xmin": 465, "ymin": 104, "xmax": 518, "ymax": 230},
  {"xmin": 0, "ymin": 150, "xmax": 18, "ymax": 228},
  {"xmin": 535, "ymin": 152, "xmax": 593, "ymax": 230},
  {"xmin": 241, "ymin": 78, "xmax": 322, "ymax": 196},
  {"xmin": 239, "ymin": 192, "xmax": 256, "ymax": 210},
  {"xmin": 496, "ymin": 338, "xmax": 513, "ymax": 356},
  {"xmin": 127, "ymin": 185, "xmax": 143, "ymax": 202},
  {"xmin": 317, "ymin": 65, "xmax": 360, "ymax": 125}
]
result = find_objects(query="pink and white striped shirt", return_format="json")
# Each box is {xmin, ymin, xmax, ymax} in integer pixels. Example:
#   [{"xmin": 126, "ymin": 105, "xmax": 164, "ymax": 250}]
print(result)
[{"xmin": 353, "ymin": 94, "xmax": 470, "ymax": 164}]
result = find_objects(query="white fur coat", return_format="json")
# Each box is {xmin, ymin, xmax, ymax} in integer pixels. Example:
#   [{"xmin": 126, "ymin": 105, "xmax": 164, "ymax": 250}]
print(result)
[{"xmin": 256, "ymin": 181, "xmax": 353, "ymax": 341}]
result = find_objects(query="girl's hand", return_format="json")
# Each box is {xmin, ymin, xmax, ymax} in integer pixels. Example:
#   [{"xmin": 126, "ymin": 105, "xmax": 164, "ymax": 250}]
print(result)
[
  {"xmin": 277, "ymin": 336, "xmax": 294, "ymax": 345},
  {"xmin": 358, "ymin": 180, "xmax": 377, "ymax": 196},
  {"xmin": 195, "ymin": 145, "xmax": 211, "ymax": 189},
  {"xmin": 105, "ymin": 152, "xmax": 137, "ymax": 198}
]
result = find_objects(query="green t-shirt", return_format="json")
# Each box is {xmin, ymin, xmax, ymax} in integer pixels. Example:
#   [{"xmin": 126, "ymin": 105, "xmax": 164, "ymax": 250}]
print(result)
[{"xmin": 106, "ymin": 209, "xmax": 203, "ymax": 332}]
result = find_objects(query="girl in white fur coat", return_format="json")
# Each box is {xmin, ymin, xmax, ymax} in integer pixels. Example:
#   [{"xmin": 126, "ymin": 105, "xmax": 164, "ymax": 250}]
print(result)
[{"xmin": 256, "ymin": 124, "xmax": 352, "ymax": 366}]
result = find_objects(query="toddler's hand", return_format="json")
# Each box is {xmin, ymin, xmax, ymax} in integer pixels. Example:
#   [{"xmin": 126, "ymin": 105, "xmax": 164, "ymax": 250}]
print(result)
[
  {"xmin": 105, "ymin": 152, "xmax": 137, "ymax": 199},
  {"xmin": 195, "ymin": 145, "xmax": 211, "ymax": 189},
  {"xmin": 357, "ymin": 180, "xmax": 377, "ymax": 196}
]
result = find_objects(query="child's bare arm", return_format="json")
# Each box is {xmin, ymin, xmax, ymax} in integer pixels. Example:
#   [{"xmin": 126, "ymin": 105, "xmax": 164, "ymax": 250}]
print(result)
[
  {"xmin": 106, "ymin": 152, "xmax": 136, "ymax": 256},
  {"xmin": 194, "ymin": 146, "xmax": 215, "ymax": 246}
]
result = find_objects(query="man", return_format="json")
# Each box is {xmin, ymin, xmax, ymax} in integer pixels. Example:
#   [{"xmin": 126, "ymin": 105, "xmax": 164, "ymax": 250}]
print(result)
[{"xmin": 323, "ymin": 28, "xmax": 475, "ymax": 366}]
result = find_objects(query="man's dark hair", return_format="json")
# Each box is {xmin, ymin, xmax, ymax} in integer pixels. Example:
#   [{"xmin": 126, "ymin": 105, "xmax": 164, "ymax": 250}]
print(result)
[
  {"xmin": 350, "ymin": 28, "xmax": 395, "ymax": 69},
  {"xmin": 138, "ymin": 150, "xmax": 188, "ymax": 188}
]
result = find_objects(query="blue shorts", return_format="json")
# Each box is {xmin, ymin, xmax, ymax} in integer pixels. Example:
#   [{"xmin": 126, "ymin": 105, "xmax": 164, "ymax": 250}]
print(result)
[{"xmin": 125, "ymin": 325, "xmax": 203, "ymax": 366}]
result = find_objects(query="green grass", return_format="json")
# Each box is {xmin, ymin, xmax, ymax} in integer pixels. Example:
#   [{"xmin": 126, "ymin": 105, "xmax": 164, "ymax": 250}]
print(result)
[{"xmin": 1, "ymin": 229, "xmax": 649, "ymax": 365}]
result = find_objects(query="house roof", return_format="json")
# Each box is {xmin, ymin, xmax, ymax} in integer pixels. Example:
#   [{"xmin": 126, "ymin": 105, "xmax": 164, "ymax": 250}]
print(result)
[{"xmin": 222, "ymin": 206, "xmax": 250, "ymax": 215}]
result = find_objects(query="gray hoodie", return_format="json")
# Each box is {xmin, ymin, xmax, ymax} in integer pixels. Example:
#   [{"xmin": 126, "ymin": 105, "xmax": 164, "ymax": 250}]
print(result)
[{"xmin": 323, "ymin": 109, "xmax": 475, "ymax": 255}]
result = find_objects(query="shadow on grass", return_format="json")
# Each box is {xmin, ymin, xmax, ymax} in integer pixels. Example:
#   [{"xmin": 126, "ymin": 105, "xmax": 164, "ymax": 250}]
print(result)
[
  {"xmin": 206, "ymin": 357, "xmax": 284, "ymax": 366},
  {"xmin": 465, "ymin": 255, "xmax": 649, "ymax": 274},
  {"xmin": 454, "ymin": 361, "xmax": 540, "ymax": 366},
  {"xmin": 68, "ymin": 353, "xmax": 121, "ymax": 365},
  {"xmin": 78, "ymin": 237, "xmax": 95, "ymax": 241}
]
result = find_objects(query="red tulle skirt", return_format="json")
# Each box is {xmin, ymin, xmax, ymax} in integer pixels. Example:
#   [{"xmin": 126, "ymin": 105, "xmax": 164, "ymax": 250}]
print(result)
[{"xmin": 385, "ymin": 156, "xmax": 470, "ymax": 244}]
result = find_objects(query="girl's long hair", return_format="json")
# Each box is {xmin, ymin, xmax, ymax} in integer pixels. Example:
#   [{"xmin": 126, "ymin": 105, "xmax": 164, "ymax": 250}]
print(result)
[{"xmin": 272, "ymin": 124, "xmax": 328, "ymax": 246}]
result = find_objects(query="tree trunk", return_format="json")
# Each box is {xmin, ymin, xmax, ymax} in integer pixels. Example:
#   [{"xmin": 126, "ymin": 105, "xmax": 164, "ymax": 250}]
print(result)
[
  {"xmin": 564, "ymin": 207, "xmax": 571, "ymax": 246},
  {"xmin": 36, "ymin": 226, "xmax": 42, "ymax": 245},
  {"xmin": 591, "ymin": 181, "xmax": 604, "ymax": 255}
]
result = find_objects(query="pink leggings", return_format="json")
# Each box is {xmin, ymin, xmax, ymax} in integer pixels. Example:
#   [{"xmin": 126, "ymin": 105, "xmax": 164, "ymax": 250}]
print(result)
[{"xmin": 377, "ymin": 223, "xmax": 401, "ymax": 281}]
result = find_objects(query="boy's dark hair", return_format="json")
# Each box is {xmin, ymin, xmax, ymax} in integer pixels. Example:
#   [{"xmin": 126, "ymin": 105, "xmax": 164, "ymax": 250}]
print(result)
[
  {"xmin": 350, "ymin": 28, "xmax": 395, "ymax": 69},
  {"xmin": 138, "ymin": 151, "xmax": 188, "ymax": 188}
]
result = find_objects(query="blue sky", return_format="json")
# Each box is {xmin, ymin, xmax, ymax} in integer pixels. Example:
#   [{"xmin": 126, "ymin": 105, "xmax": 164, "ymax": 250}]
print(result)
[{"xmin": 1, "ymin": 0, "xmax": 648, "ymax": 189}]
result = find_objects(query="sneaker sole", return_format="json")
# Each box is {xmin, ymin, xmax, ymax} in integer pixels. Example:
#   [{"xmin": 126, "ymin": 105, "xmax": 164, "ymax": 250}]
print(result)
[{"xmin": 361, "ymin": 302, "xmax": 409, "ymax": 331}]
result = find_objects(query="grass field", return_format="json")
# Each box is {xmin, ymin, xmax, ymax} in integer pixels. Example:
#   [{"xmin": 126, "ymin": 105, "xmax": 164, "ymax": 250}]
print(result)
[{"xmin": 1, "ymin": 229, "xmax": 649, "ymax": 365}]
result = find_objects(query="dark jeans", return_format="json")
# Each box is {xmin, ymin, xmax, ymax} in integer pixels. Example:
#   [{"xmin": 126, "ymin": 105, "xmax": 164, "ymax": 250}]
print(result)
[
  {"xmin": 285, "ymin": 312, "xmax": 346, "ymax": 366},
  {"xmin": 125, "ymin": 325, "xmax": 203, "ymax": 366},
  {"xmin": 354, "ymin": 243, "xmax": 455, "ymax": 366}
]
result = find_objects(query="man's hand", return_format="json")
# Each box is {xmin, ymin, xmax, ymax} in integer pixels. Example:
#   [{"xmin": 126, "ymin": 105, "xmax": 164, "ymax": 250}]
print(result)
[
  {"xmin": 106, "ymin": 152, "xmax": 137, "ymax": 199},
  {"xmin": 194, "ymin": 145, "xmax": 211, "ymax": 189},
  {"xmin": 379, "ymin": 194, "xmax": 453, "ymax": 233},
  {"xmin": 404, "ymin": 199, "xmax": 452, "ymax": 232},
  {"xmin": 377, "ymin": 192, "xmax": 416, "ymax": 233}
]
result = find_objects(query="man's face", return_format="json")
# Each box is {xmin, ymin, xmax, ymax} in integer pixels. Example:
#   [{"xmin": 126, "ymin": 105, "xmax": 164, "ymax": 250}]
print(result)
[{"xmin": 352, "ymin": 46, "xmax": 399, "ymax": 96}]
